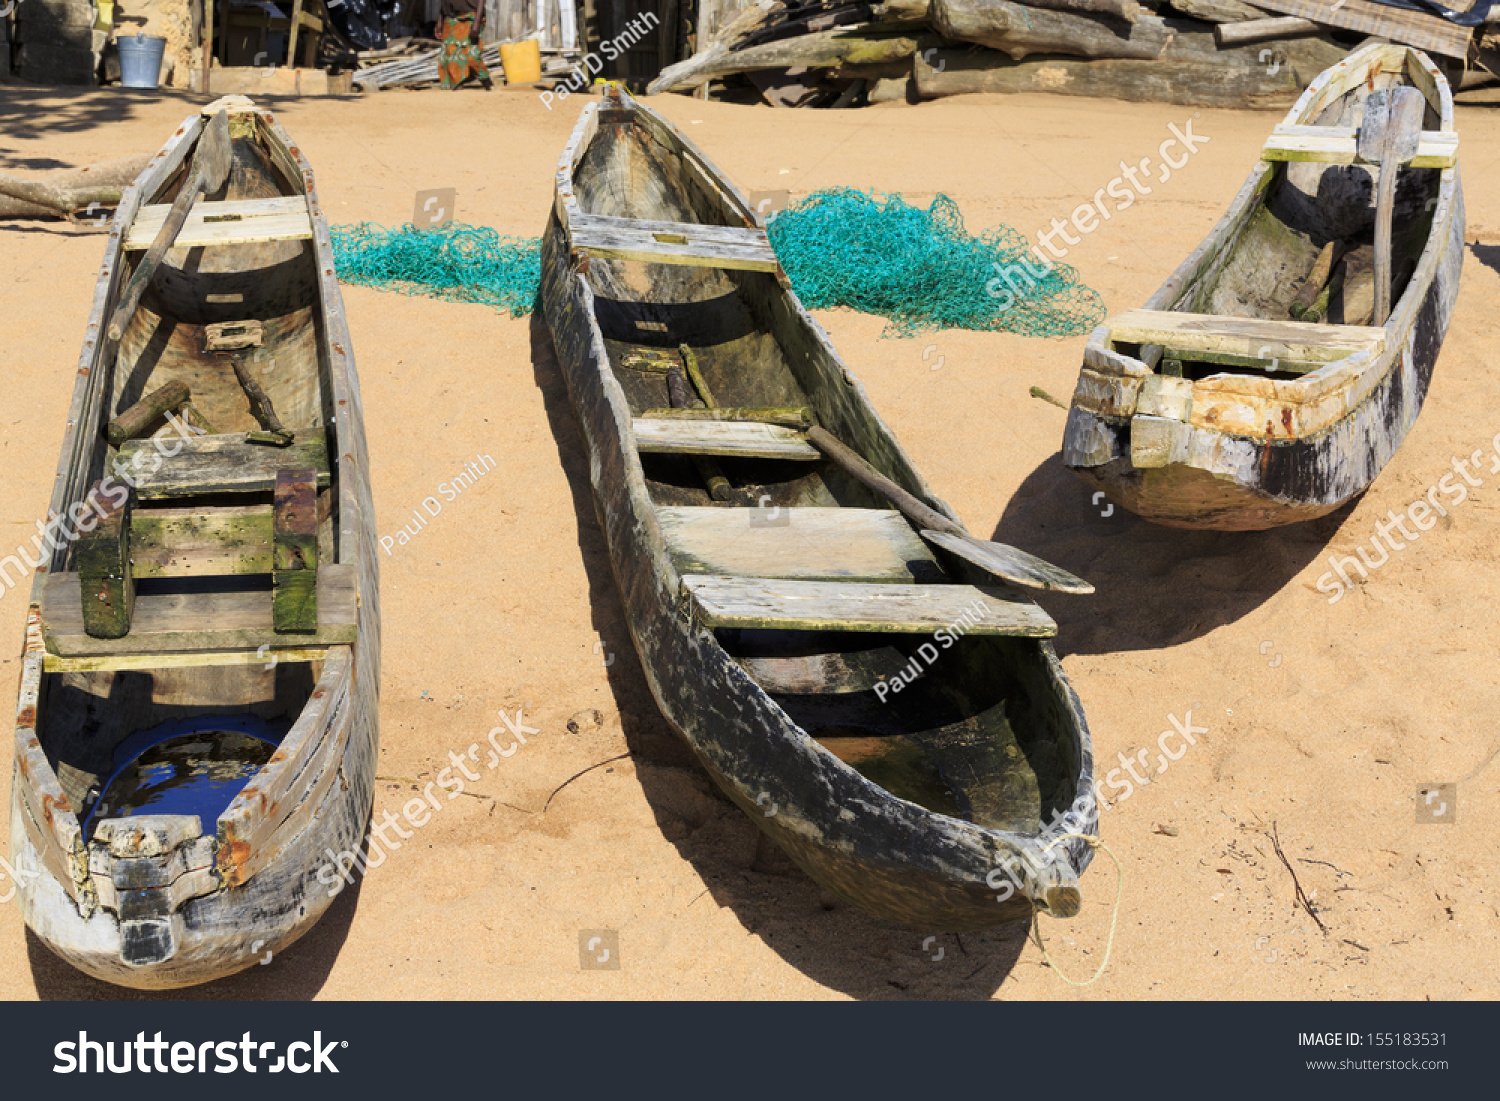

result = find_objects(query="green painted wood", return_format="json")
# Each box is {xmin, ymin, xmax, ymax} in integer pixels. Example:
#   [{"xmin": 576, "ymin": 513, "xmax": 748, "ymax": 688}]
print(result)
[
  {"xmin": 120, "ymin": 428, "xmax": 330, "ymax": 500},
  {"xmin": 272, "ymin": 468, "xmax": 318, "ymax": 632},
  {"xmin": 130, "ymin": 504, "xmax": 274, "ymax": 577},
  {"xmin": 76, "ymin": 478, "xmax": 133, "ymax": 639}
]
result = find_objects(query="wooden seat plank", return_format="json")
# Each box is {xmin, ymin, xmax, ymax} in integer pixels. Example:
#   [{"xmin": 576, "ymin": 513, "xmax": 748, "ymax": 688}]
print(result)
[
  {"xmin": 1108, "ymin": 308, "xmax": 1386, "ymax": 363},
  {"xmin": 42, "ymin": 564, "xmax": 357, "ymax": 656},
  {"xmin": 131, "ymin": 504, "xmax": 274, "ymax": 578},
  {"xmin": 119, "ymin": 428, "xmax": 330, "ymax": 500},
  {"xmin": 125, "ymin": 196, "xmax": 313, "ymax": 250},
  {"xmin": 681, "ymin": 574, "xmax": 1057, "ymax": 637},
  {"xmin": 1262, "ymin": 124, "xmax": 1457, "ymax": 169},
  {"xmin": 571, "ymin": 213, "xmax": 779, "ymax": 272},
  {"xmin": 658, "ymin": 506, "xmax": 942, "ymax": 584},
  {"xmin": 634, "ymin": 418, "xmax": 819, "ymax": 460}
]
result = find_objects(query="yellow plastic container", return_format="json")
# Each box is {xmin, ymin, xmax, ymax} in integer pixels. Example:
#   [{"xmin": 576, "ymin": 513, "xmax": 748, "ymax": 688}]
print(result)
[{"xmin": 499, "ymin": 38, "xmax": 542, "ymax": 84}]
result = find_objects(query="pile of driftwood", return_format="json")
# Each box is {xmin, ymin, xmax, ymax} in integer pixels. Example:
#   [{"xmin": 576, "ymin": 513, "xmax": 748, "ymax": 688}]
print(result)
[{"xmin": 649, "ymin": 0, "xmax": 1487, "ymax": 108}]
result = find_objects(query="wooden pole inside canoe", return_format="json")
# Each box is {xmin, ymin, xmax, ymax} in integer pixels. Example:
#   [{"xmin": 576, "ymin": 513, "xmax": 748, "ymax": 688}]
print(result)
[
  {"xmin": 804, "ymin": 425, "xmax": 1093, "ymax": 593},
  {"xmin": 203, "ymin": 0, "xmax": 214, "ymax": 94},
  {"xmin": 668, "ymin": 353, "xmax": 731, "ymax": 501}
]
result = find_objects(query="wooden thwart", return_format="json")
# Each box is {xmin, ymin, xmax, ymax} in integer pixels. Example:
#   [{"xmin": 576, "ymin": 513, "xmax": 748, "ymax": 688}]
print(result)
[
  {"xmin": 658, "ymin": 506, "xmax": 941, "ymax": 584},
  {"xmin": 42, "ymin": 564, "xmax": 357, "ymax": 656},
  {"xmin": 125, "ymin": 196, "xmax": 314, "ymax": 251},
  {"xmin": 681, "ymin": 574, "xmax": 1058, "ymax": 637},
  {"xmin": 1108, "ymin": 309, "xmax": 1385, "ymax": 361},
  {"xmin": 633, "ymin": 417, "xmax": 820, "ymax": 460},
  {"xmin": 1262, "ymin": 124, "xmax": 1457, "ymax": 169},
  {"xmin": 131, "ymin": 504, "xmax": 274, "ymax": 578},
  {"xmin": 120, "ymin": 428, "xmax": 330, "ymax": 500},
  {"xmin": 570, "ymin": 213, "xmax": 779, "ymax": 272}
]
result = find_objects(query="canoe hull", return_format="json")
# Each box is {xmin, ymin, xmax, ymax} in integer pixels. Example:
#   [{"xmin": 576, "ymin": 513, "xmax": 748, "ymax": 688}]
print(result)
[
  {"xmin": 1064, "ymin": 45, "xmax": 1464, "ymax": 531},
  {"xmin": 1065, "ymin": 182, "xmax": 1463, "ymax": 530},
  {"xmin": 10, "ymin": 98, "xmax": 381, "ymax": 990},
  {"xmin": 541, "ymin": 117, "xmax": 1095, "ymax": 930}
]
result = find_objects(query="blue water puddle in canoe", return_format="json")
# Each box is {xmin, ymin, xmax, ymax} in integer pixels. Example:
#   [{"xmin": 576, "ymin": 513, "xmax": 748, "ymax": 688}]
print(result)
[{"xmin": 82, "ymin": 715, "xmax": 290, "ymax": 837}]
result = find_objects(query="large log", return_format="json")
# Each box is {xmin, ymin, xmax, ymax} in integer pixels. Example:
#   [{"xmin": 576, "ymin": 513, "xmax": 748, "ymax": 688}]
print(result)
[
  {"xmin": 649, "ymin": 26, "xmax": 920, "ymax": 92},
  {"xmin": 1163, "ymin": 0, "xmax": 1268, "ymax": 22},
  {"xmin": 915, "ymin": 33, "xmax": 1346, "ymax": 106},
  {"xmin": 931, "ymin": 0, "xmax": 1172, "ymax": 61},
  {"xmin": 0, "ymin": 155, "xmax": 151, "ymax": 219},
  {"xmin": 1215, "ymin": 15, "xmax": 1320, "ymax": 45}
]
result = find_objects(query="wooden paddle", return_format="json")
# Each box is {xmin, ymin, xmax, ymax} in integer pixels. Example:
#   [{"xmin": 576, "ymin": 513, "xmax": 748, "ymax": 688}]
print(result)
[
  {"xmin": 803, "ymin": 425, "xmax": 1094, "ymax": 594},
  {"xmin": 1357, "ymin": 86, "xmax": 1425, "ymax": 327},
  {"xmin": 106, "ymin": 110, "xmax": 233, "ymax": 344}
]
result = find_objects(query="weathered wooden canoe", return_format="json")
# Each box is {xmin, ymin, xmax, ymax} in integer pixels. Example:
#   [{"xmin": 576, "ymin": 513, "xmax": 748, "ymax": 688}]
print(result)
[
  {"xmin": 541, "ymin": 87, "xmax": 1096, "ymax": 931},
  {"xmin": 1063, "ymin": 43, "xmax": 1463, "ymax": 530},
  {"xmin": 9, "ymin": 96, "xmax": 380, "ymax": 988}
]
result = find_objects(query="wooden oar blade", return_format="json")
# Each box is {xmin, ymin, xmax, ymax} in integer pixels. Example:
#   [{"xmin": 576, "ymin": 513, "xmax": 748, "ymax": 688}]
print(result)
[
  {"xmin": 920, "ymin": 530, "xmax": 1095, "ymax": 595},
  {"xmin": 197, "ymin": 110, "xmax": 234, "ymax": 194},
  {"xmin": 1357, "ymin": 86, "xmax": 1425, "ymax": 165}
]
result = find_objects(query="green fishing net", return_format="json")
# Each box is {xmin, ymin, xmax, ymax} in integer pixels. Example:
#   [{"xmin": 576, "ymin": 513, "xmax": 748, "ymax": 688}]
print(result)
[
  {"xmin": 330, "ymin": 221, "xmax": 540, "ymax": 317},
  {"xmin": 329, "ymin": 189, "xmax": 1104, "ymax": 337},
  {"xmin": 766, "ymin": 188, "xmax": 1105, "ymax": 338}
]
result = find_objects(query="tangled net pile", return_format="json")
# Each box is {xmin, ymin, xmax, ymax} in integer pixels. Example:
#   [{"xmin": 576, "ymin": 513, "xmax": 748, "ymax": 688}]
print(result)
[
  {"xmin": 330, "ymin": 222, "xmax": 540, "ymax": 317},
  {"xmin": 328, "ymin": 190, "xmax": 1104, "ymax": 338},
  {"xmin": 766, "ymin": 188, "xmax": 1105, "ymax": 338}
]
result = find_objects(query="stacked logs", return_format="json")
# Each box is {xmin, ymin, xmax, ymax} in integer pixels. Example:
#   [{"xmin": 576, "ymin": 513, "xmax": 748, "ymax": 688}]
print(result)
[{"xmin": 648, "ymin": 0, "xmax": 1480, "ymax": 109}]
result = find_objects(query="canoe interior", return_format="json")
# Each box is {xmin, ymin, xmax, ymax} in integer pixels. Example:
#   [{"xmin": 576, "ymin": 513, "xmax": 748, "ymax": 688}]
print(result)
[
  {"xmin": 572, "ymin": 112, "xmax": 1080, "ymax": 832},
  {"xmin": 1112, "ymin": 67, "xmax": 1441, "ymax": 382},
  {"xmin": 39, "ymin": 111, "xmax": 340, "ymax": 832}
]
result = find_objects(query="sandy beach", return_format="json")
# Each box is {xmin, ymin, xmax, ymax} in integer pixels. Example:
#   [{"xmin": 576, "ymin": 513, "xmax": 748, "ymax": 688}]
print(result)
[{"xmin": 2, "ymin": 77, "xmax": 1498, "ymax": 1000}]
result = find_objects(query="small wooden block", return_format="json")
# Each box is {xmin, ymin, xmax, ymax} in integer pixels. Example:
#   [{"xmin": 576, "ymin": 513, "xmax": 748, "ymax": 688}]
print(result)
[
  {"xmin": 272, "ymin": 469, "xmax": 318, "ymax": 632},
  {"xmin": 1136, "ymin": 374, "xmax": 1194, "ymax": 421},
  {"xmin": 107, "ymin": 380, "xmax": 192, "ymax": 448},
  {"xmin": 77, "ymin": 479, "xmax": 134, "ymax": 639}
]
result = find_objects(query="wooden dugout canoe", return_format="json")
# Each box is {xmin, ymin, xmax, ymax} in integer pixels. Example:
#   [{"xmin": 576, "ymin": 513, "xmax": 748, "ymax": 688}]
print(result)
[
  {"xmin": 1063, "ymin": 44, "xmax": 1463, "ymax": 530},
  {"xmin": 541, "ymin": 87, "xmax": 1096, "ymax": 931},
  {"xmin": 9, "ymin": 97, "xmax": 380, "ymax": 989}
]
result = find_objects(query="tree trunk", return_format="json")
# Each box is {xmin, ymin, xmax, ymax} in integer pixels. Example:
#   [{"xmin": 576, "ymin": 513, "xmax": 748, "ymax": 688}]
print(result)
[
  {"xmin": 649, "ymin": 27, "xmax": 920, "ymax": 92},
  {"xmin": 1163, "ymin": 0, "xmax": 1269, "ymax": 22},
  {"xmin": 914, "ymin": 35, "xmax": 1344, "ymax": 106},
  {"xmin": 0, "ymin": 155, "xmax": 151, "ymax": 219},
  {"xmin": 931, "ymin": 0, "xmax": 1172, "ymax": 61}
]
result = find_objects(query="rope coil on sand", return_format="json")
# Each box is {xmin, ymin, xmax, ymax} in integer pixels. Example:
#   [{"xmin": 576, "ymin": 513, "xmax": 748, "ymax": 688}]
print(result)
[{"xmin": 1031, "ymin": 833, "xmax": 1123, "ymax": 988}]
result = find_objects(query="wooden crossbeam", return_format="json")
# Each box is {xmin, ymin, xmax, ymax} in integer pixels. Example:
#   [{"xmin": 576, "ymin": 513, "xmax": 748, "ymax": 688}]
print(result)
[
  {"xmin": 1263, "ymin": 124, "xmax": 1458, "ymax": 168},
  {"xmin": 131, "ymin": 504, "xmax": 274, "ymax": 578},
  {"xmin": 658, "ymin": 506, "xmax": 942, "ymax": 584},
  {"xmin": 680, "ymin": 574, "xmax": 1057, "ymax": 637},
  {"xmin": 120, "ymin": 428, "xmax": 330, "ymax": 500},
  {"xmin": 633, "ymin": 417, "xmax": 820, "ymax": 460},
  {"xmin": 570, "ymin": 213, "xmax": 779, "ymax": 271},
  {"xmin": 125, "ymin": 196, "xmax": 313, "ymax": 251},
  {"xmin": 1108, "ymin": 309, "xmax": 1386, "ymax": 363},
  {"xmin": 42, "ymin": 565, "xmax": 357, "ymax": 657}
]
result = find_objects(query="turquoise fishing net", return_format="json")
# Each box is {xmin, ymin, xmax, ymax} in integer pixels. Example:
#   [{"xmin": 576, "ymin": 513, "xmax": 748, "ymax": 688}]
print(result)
[
  {"xmin": 330, "ymin": 221, "xmax": 540, "ymax": 317},
  {"xmin": 328, "ymin": 189, "xmax": 1104, "ymax": 337},
  {"xmin": 766, "ymin": 188, "xmax": 1105, "ymax": 338}
]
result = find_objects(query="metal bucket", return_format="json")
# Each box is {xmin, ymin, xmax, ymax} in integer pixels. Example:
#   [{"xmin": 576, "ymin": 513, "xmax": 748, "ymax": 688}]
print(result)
[{"xmin": 118, "ymin": 33, "xmax": 167, "ymax": 89}]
